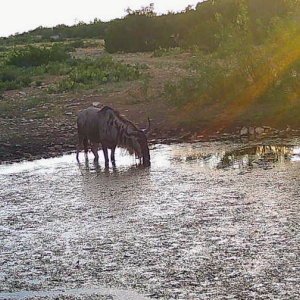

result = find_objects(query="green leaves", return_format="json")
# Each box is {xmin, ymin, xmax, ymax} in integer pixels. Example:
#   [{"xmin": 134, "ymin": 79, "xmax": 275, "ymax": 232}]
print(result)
[
  {"xmin": 56, "ymin": 56, "xmax": 141, "ymax": 92},
  {"xmin": 6, "ymin": 44, "xmax": 71, "ymax": 67},
  {"xmin": 0, "ymin": 65, "xmax": 32, "ymax": 92},
  {"xmin": 0, "ymin": 44, "xmax": 141, "ymax": 93}
]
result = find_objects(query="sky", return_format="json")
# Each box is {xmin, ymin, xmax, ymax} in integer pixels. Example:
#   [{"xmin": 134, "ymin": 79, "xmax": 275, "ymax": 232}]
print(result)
[{"xmin": 0, "ymin": 0, "xmax": 201, "ymax": 38}]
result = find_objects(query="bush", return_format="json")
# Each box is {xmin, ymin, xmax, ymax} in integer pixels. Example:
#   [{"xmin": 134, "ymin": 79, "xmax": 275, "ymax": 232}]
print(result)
[
  {"xmin": 152, "ymin": 47, "xmax": 183, "ymax": 57},
  {"xmin": 57, "ymin": 55, "xmax": 140, "ymax": 92},
  {"xmin": 82, "ymin": 40, "xmax": 103, "ymax": 48},
  {"xmin": 6, "ymin": 44, "xmax": 71, "ymax": 67},
  {"xmin": 45, "ymin": 61, "xmax": 71, "ymax": 75},
  {"xmin": 0, "ymin": 46, "xmax": 9, "ymax": 52},
  {"xmin": 0, "ymin": 65, "xmax": 32, "ymax": 92},
  {"xmin": 0, "ymin": 45, "xmax": 141, "ymax": 93},
  {"xmin": 164, "ymin": 55, "xmax": 228, "ymax": 107},
  {"xmin": 0, "ymin": 43, "xmax": 73, "ymax": 92},
  {"xmin": 69, "ymin": 39, "xmax": 85, "ymax": 48}
]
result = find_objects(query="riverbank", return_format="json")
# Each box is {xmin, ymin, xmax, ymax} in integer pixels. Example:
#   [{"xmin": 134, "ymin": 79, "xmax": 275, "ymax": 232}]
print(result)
[
  {"xmin": 1, "ymin": 112, "xmax": 299, "ymax": 164},
  {"xmin": 1, "ymin": 51, "xmax": 299, "ymax": 163}
]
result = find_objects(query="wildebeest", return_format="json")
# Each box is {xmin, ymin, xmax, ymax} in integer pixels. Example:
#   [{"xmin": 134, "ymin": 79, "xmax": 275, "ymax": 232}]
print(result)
[{"xmin": 76, "ymin": 106, "xmax": 151, "ymax": 167}]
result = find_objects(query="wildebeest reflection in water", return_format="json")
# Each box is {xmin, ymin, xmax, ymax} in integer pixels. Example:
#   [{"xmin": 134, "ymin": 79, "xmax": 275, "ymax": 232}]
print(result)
[
  {"xmin": 171, "ymin": 144, "xmax": 296, "ymax": 170},
  {"xmin": 218, "ymin": 145, "xmax": 294, "ymax": 169},
  {"xmin": 76, "ymin": 106, "xmax": 151, "ymax": 167}
]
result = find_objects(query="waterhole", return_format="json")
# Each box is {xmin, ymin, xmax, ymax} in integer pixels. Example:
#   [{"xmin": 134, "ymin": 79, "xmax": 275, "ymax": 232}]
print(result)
[{"xmin": 1, "ymin": 141, "xmax": 299, "ymax": 299}]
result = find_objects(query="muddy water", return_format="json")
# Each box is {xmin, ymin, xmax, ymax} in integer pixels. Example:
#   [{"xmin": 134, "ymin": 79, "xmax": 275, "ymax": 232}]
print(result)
[{"xmin": 0, "ymin": 141, "xmax": 300, "ymax": 300}]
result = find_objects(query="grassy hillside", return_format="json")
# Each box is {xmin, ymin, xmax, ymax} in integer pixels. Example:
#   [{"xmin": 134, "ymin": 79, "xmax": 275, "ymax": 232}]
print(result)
[{"xmin": 1, "ymin": 0, "xmax": 300, "ymax": 150}]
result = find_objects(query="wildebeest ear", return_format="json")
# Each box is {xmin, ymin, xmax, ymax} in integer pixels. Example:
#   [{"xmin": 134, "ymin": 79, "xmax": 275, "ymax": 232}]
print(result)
[{"xmin": 143, "ymin": 117, "xmax": 151, "ymax": 135}]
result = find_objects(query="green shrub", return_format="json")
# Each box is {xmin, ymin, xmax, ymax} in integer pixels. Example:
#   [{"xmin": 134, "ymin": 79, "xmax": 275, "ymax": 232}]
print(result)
[
  {"xmin": 69, "ymin": 39, "xmax": 85, "ymax": 48},
  {"xmin": 0, "ymin": 44, "xmax": 73, "ymax": 92},
  {"xmin": 0, "ymin": 65, "xmax": 32, "ymax": 92},
  {"xmin": 0, "ymin": 46, "xmax": 140, "ymax": 93},
  {"xmin": 152, "ymin": 47, "xmax": 183, "ymax": 57},
  {"xmin": 6, "ymin": 44, "xmax": 71, "ymax": 67},
  {"xmin": 56, "ymin": 55, "xmax": 140, "ymax": 92},
  {"xmin": 134, "ymin": 62, "xmax": 149, "ymax": 70},
  {"xmin": 35, "ymin": 80, "xmax": 43, "ymax": 87},
  {"xmin": 164, "ymin": 55, "xmax": 228, "ymax": 107},
  {"xmin": 82, "ymin": 40, "xmax": 103, "ymax": 48},
  {"xmin": 45, "ymin": 61, "xmax": 71, "ymax": 75},
  {"xmin": 0, "ymin": 46, "xmax": 9, "ymax": 52}
]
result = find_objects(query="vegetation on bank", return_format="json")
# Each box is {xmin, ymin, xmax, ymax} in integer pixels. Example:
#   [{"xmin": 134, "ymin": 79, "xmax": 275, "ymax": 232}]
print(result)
[
  {"xmin": 0, "ymin": 20, "xmax": 107, "ymax": 45},
  {"xmin": 0, "ymin": 44, "xmax": 143, "ymax": 93},
  {"xmin": 1, "ymin": 0, "xmax": 298, "ymax": 53},
  {"xmin": 1, "ymin": 0, "xmax": 300, "ymax": 129},
  {"xmin": 162, "ymin": 0, "xmax": 300, "ymax": 128}
]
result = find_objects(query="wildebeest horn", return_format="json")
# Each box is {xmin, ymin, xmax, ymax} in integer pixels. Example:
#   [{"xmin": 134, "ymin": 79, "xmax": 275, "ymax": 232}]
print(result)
[{"xmin": 143, "ymin": 117, "xmax": 151, "ymax": 135}]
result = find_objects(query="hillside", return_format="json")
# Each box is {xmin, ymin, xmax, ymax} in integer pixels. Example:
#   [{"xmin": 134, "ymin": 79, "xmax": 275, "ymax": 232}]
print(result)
[
  {"xmin": 1, "ymin": 45, "xmax": 299, "ymax": 163},
  {"xmin": 1, "ymin": 0, "xmax": 300, "ymax": 162}
]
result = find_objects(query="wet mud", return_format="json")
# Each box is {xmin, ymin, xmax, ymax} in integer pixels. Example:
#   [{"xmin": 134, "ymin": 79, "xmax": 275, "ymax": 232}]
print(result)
[{"xmin": 0, "ymin": 141, "xmax": 300, "ymax": 299}]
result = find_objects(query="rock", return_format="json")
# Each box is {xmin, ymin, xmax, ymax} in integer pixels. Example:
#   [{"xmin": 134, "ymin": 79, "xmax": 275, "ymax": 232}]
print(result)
[
  {"xmin": 38, "ymin": 84, "xmax": 52, "ymax": 89},
  {"xmin": 240, "ymin": 126, "xmax": 248, "ymax": 136},
  {"xmin": 66, "ymin": 102, "xmax": 81, "ymax": 107},
  {"xmin": 23, "ymin": 153, "xmax": 33, "ymax": 159},
  {"xmin": 249, "ymin": 127, "xmax": 255, "ymax": 135},
  {"xmin": 279, "ymin": 130, "xmax": 286, "ymax": 137},
  {"xmin": 64, "ymin": 144, "xmax": 75, "ymax": 148},
  {"xmin": 19, "ymin": 91, "xmax": 26, "ymax": 97},
  {"xmin": 263, "ymin": 126, "xmax": 272, "ymax": 130},
  {"xmin": 93, "ymin": 101, "xmax": 100, "ymax": 107},
  {"xmin": 263, "ymin": 126, "xmax": 272, "ymax": 133},
  {"xmin": 255, "ymin": 127, "xmax": 264, "ymax": 135},
  {"xmin": 191, "ymin": 133, "xmax": 198, "ymax": 139},
  {"xmin": 65, "ymin": 112, "xmax": 73, "ymax": 115}
]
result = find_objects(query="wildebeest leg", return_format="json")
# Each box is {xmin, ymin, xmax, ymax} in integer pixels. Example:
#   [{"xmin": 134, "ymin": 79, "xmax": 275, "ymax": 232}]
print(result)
[
  {"xmin": 110, "ymin": 145, "xmax": 116, "ymax": 167},
  {"xmin": 91, "ymin": 142, "xmax": 99, "ymax": 162},
  {"xmin": 83, "ymin": 137, "xmax": 89, "ymax": 160},
  {"xmin": 102, "ymin": 145, "xmax": 109, "ymax": 167},
  {"xmin": 76, "ymin": 134, "xmax": 87, "ymax": 161},
  {"xmin": 76, "ymin": 144, "xmax": 81, "ymax": 161}
]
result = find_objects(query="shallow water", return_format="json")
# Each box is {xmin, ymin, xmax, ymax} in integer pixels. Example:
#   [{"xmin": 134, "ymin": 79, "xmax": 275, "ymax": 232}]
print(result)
[{"xmin": 0, "ymin": 141, "xmax": 300, "ymax": 299}]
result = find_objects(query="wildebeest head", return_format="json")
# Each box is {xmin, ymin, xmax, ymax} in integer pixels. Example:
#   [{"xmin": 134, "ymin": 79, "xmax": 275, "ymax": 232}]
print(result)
[
  {"xmin": 128, "ymin": 120, "xmax": 151, "ymax": 166},
  {"xmin": 128, "ymin": 118, "xmax": 150, "ymax": 166}
]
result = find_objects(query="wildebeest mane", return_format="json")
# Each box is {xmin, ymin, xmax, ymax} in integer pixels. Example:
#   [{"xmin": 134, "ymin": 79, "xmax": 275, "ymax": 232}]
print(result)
[{"xmin": 99, "ymin": 106, "xmax": 141, "ymax": 153}]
